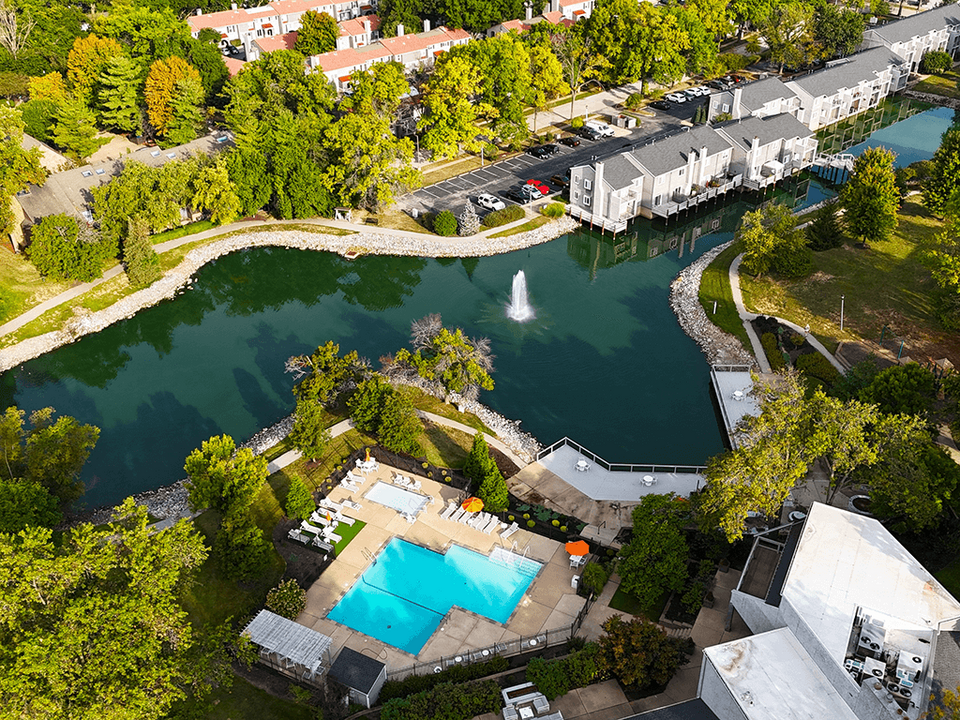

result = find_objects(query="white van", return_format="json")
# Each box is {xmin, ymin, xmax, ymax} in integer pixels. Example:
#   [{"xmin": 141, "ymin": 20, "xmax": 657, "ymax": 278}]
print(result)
[{"xmin": 584, "ymin": 120, "xmax": 615, "ymax": 138}]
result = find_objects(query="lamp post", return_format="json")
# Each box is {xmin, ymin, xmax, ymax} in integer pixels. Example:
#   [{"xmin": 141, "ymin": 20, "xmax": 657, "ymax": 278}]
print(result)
[{"xmin": 840, "ymin": 294, "xmax": 845, "ymax": 332}]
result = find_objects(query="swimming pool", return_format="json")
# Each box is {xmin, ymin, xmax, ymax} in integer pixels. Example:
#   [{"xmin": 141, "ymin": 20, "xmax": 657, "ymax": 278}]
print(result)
[
  {"xmin": 327, "ymin": 538, "xmax": 541, "ymax": 655},
  {"xmin": 365, "ymin": 481, "xmax": 429, "ymax": 516}
]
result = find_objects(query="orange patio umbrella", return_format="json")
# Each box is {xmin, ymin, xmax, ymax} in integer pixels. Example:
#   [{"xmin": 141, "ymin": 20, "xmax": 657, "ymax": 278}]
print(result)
[
  {"xmin": 462, "ymin": 497, "xmax": 484, "ymax": 512},
  {"xmin": 565, "ymin": 540, "xmax": 590, "ymax": 556}
]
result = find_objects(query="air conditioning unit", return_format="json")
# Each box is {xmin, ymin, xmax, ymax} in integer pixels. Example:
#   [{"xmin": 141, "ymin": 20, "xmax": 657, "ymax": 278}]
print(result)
[{"xmin": 859, "ymin": 621, "xmax": 886, "ymax": 655}]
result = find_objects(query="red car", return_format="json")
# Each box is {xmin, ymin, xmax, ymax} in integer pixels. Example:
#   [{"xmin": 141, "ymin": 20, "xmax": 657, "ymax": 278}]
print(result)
[{"xmin": 526, "ymin": 179, "xmax": 551, "ymax": 196}]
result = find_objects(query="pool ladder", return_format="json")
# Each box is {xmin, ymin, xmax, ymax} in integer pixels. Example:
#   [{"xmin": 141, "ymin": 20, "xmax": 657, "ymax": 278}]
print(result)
[{"xmin": 362, "ymin": 548, "xmax": 376, "ymax": 565}]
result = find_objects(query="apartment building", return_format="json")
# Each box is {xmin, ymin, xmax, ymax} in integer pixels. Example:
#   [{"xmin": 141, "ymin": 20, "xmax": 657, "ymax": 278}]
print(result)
[
  {"xmin": 708, "ymin": 76, "xmax": 801, "ymax": 122},
  {"xmin": 714, "ymin": 113, "xmax": 817, "ymax": 191},
  {"xmin": 862, "ymin": 1, "xmax": 960, "ymax": 70},
  {"xmin": 248, "ymin": 14, "xmax": 381, "ymax": 61}
]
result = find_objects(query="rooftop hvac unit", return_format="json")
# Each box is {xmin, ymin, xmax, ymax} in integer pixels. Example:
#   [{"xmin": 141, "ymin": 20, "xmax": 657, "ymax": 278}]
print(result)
[{"xmin": 859, "ymin": 621, "xmax": 886, "ymax": 654}]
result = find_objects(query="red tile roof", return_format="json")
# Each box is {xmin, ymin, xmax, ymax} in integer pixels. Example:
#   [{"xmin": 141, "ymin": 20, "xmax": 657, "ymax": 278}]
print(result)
[
  {"xmin": 315, "ymin": 43, "xmax": 391, "ymax": 72},
  {"xmin": 339, "ymin": 14, "xmax": 381, "ymax": 37},
  {"xmin": 254, "ymin": 31, "xmax": 298, "ymax": 53},
  {"xmin": 379, "ymin": 26, "xmax": 468, "ymax": 56},
  {"xmin": 224, "ymin": 57, "xmax": 247, "ymax": 77}
]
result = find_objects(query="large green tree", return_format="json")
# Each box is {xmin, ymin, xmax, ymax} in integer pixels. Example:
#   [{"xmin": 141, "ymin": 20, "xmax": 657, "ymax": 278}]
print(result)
[
  {"xmin": 617, "ymin": 494, "xmax": 691, "ymax": 610},
  {"xmin": 760, "ymin": 1, "xmax": 816, "ymax": 72},
  {"xmin": 26, "ymin": 213, "xmax": 115, "ymax": 281},
  {"xmin": 98, "ymin": 53, "xmax": 141, "ymax": 134},
  {"xmin": 840, "ymin": 145, "xmax": 899, "ymax": 245},
  {"xmin": 457, "ymin": 33, "xmax": 533, "ymax": 143},
  {"xmin": 184, "ymin": 434, "xmax": 268, "ymax": 520},
  {"xmin": 924, "ymin": 127, "xmax": 960, "ymax": 217},
  {"xmin": 288, "ymin": 340, "xmax": 364, "ymax": 406},
  {"xmin": 597, "ymin": 616, "xmax": 692, "ymax": 689},
  {"xmin": 52, "ymin": 94, "xmax": 105, "ymax": 163},
  {"xmin": 164, "ymin": 74, "xmax": 204, "ymax": 146},
  {"xmin": 0, "ymin": 499, "xmax": 213, "ymax": 719},
  {"xmin": 738, "ymin": 203, "xmax": 812, "ymax": 278},
  {"xmin": 419, "ymin": 54, "xmax": 491, "ymax": 161},
  {"xmin": 191, "ymin": 156, "xmax": 241, "ymax": 226},
  {"xmin": 289, "ymin": 399, "xmax": 331, "ymax": 461},
  {"xmin": 813, "ymin": 3, "xmax": 865, "ymax": 59},
  {"xmin": 378, "ymin": 0, "xmax": 422, "ymax": 37},
  {"xmin": 294, "ymin": 10, "xmax": 339, "ymax": 55},
  {"xmin": 0, "ymin": 106, "xmax": 44, "ymax": 241}
]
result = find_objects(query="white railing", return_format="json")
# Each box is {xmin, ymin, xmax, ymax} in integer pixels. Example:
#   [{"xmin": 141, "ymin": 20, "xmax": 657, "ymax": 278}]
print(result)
[{"xmin": 536, "ymin": 436, "xmax": 707, "ymax": 475}]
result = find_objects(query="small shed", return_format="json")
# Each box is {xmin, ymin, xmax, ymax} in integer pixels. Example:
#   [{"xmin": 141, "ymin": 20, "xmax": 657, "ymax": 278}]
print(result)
[
  {"xmin": 242, "ymin": 610, "xmax": 333, "ymax": 684},
  {"xmin": 328, "ymin": 647, "xmax": 387, "ymax": 708}
]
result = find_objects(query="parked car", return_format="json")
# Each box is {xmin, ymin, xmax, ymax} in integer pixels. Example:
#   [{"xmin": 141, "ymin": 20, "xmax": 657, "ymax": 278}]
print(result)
[
  {"xmin": 521, "ymin": 183, "xmax": 544, "ymax": 200},
  {"xmin": 504, "ymin": 188, "xmax": 531, "ymax": 204},
  {"xmin": 550, "ymin": 173, "xmax": 570, "ymax": 188},
  {"xmin": 665, "ymin": 92, "xmax": 687, "ymax": 103},
  {"xmin": 542, "ymin": 143, "xmax": 561, "ymax": 155},
  {"xmin": 526, "ymin": 145, "xmax": 552, "ymax": 159},
  {"xmin": 683, "ymin": 88, "xmax": 701, "ymax": 100},
  {"xmin": 706, "ymin": 79, "xmax": 727, "ymax": 90},
  {"xmin": 584, "ymin": 120, "xmax": 615, "ymax": 138},
  {"xmin": 525, "ymin": 179, "xmax": 551, "ymax": 196},
  {"xmin": 691, "ymin": 85, "xmax": 710, "ymax": 96},
  {"xmin": 559, "ymin": 135, "xmax": 581, "ymax": 147},
  {"xmin": 477, "ymin": 193, "xmax": 506, "ymax": 211},
  {"xmin": 579, "ymin": 127, "xmax": 603, "ymax": 141},
  {"xmin": 650, "ymin": 100, "xmax": 671, "ymax": 110},
  {"xmin": 726, "ymin": 74, "xmax": 744, "ymax": 84}
]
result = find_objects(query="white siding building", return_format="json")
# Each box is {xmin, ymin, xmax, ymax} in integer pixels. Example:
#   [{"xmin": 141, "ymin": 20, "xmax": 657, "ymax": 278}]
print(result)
[{"xmin": 862, "ymin": 2, "xmax": 960, "ymax": 71}]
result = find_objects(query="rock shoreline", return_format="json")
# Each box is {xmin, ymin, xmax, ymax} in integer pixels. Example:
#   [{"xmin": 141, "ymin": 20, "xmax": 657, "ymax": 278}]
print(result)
[
  {"xmin": 51, "ymin": 221, "xmax": 570, "ymax": 526},
  {"xmin": 669, "ymin": 241, "xmax": 756, "ymax": 367}
]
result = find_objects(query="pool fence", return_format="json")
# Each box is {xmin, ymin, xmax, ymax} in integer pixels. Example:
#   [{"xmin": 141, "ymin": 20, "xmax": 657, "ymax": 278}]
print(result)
[
  {"xmin": 536, "ymin": 436, "xmax": 707, "ymax": 475},
  {"xmin": 385, "ymin": 595, "xmax": 594, "ymax": 681}
]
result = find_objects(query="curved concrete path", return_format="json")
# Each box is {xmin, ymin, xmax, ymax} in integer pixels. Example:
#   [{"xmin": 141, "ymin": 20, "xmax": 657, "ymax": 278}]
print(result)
[
  {"xmin": 729, "ymin": 254, "xmax": 845, "ymax": 374},
  {"xmin": 265, "ymin": 411, "xmax": 527, "ymax": 476},
  {"xmin": 0, "ymin": 211, "xmax": 547, "ymax": 339}
]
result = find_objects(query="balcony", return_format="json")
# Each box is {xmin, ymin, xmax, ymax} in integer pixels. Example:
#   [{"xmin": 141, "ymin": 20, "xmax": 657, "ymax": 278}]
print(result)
[{"xmin": 651, "ymin": 176, "xmax": 741, "ymax": 218}]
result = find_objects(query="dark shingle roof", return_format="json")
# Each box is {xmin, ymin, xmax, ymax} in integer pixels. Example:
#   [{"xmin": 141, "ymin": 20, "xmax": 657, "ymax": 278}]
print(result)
[
  {"xmin": 328, "ymin": 647, "xmax": 385, "ymax": 694},
  {"xmin": 622, "ymin": 698, "xmax": 720, "ymax": 720},
  {"xmin": 791, "ymin": 46, "xmax": 905, "ymax": 98},
  {"xmin": 931, "ymin": 631, "xmax": 960, "ymax": 716},
  {"xmin": 738, "ymin": 76, "xmax": 797, "ymax": 110},
  {"xmin": 629, "ymin": 126, "xmax": 732, "ymax": 177},
  {"xmin": 872, "ymin": 4, "xmax": 960, "ymax": 45},
  {"xmin": 716, "ymin": 113, "xmax": 813, "ymax": 150},
  {"xmin": 599, "ymin": 153, "xmax": 643, "ymax": 191}
]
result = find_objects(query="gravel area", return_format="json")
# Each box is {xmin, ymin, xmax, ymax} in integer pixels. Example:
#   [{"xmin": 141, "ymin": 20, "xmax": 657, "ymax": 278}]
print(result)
[{"xmin": 669, "ymin": 241, "xmax": 757, "ymax": 367}]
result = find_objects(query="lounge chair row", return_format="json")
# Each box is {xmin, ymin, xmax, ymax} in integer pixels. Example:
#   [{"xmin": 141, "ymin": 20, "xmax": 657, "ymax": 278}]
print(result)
[
  {"xmin": 438, "ymin": 502, "xmax": 507, "ymax": 535},
  {"xmin": 391, "ymin": 472, "xmax": 422, "ymax": 491}
]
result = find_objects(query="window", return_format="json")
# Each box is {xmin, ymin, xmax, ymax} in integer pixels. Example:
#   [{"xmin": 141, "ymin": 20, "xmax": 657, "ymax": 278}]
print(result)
[
  {"xmin": 722, "ymin": 103, "xmax": 729, "ymax": 112},
  {"xmin": 166, "ymin": 152, "xmax": 176, "ymax": 159},
  {"xmin": 573, "ymin": 190, "xmax": 580, "ymax": 201},
  {"xmin": 678, "ymin": 168, "xmax": 684, "ymax": 177},
  {"xmin": 95, "ymin": 168, "xmax": 105, "ymax": 175},
  {"xmin": 81, "ymin": 170, "xmax": 93, "ymax": 177},
  {"xmin": 583, "ymin": 196, "xmax": 591, "ymax": 206},
  {"xmin": 574, "ymin": 176, "xmax": 580, "ymax": 185},
  {"xmin": 654, "ymin": 194, "xmax": 662, "ymax": 206},
  {"xmin": 151, "ymin": 150, "xmax": 161, "ymax": 157},
  {"xmin": 583, "ymin": 178, "xmax": 592, "ymax": 190}
]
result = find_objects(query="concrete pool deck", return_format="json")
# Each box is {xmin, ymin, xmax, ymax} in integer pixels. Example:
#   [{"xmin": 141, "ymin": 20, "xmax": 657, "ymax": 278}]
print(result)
[{"xmin": 296, "ymin": 462, "xmax": 587, "ymax": 671}]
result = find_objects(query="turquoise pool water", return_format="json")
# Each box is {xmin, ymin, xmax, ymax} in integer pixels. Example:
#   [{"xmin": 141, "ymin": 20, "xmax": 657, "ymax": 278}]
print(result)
[{"xmin": 327, "ymin": 538, "xmax": 540, "ymax": 655}]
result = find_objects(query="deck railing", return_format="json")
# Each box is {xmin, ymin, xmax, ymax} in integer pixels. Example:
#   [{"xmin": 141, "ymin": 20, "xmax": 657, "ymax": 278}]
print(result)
[{"xmin": 535, "ymin": 436, "xmax": 706, "ymax": 475}]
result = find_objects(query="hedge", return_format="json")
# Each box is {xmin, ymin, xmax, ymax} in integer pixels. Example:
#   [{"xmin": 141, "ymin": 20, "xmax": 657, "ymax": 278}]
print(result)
[
  {"xmin": 525, "ymin": 644, "xmax": 601, "ymax": 701},
  {"xmin": 483, "ymin": 205, "xmax": 525, "ymax": 228},
  {"xmin": 796, "ymin": 351, "xmax": 840, "ymax": 387},
  {"xmin": 380, "ymin": 680, "xmax": 502, "ymax": 720},
  {"xmin": 379, "ymin": 655, "xmax": 509, "ymax": 702},
  {"xmin": 582, "ymin": 562, "xmax": 608, "ymax": 596},
  {"xmin": 760, "ymin": 332, "xmax": 786, "ymax": 371}
]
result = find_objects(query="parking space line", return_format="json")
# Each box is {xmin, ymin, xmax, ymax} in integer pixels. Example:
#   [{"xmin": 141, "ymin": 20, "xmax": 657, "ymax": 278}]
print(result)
[{"xmin": 420, "ymin": 188, "xmax": 445, "ymax": 198}]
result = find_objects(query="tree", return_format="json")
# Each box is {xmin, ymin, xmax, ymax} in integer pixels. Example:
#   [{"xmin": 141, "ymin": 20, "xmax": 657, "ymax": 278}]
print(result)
[
  {"xmin": 597, "ymin": 615, "xmax": 693, "ymax": 689},
  {"xmin": 284, "ymin": 475, "xmax": 314, "ymax": 520},
  {"xmin": 224, "ymin": 147, "xmax": 271, "ymax": 217},
  {"xmin": 287, "ymin": 341, "xmax": 364, "ymax": 406},
  {"xmin": 0, "ymin": 499, "xmax": 213, "ymax": 719},
  {"xmin": 921, "ymin": 50, "xmax": 953, "ymax": 75},
  {"xmin": 27, "ymin": 71, "xmax": 67, "ymax": 102},
  {"xmin": 550, "ymin": 25, "xmax": 602, "ymax": 120},
  {"xmin": 93, "ymin": 5, "xmax": 191, "ymax": 63},
  {"xmin": 459, "ymin": 34, "xmax": 533, "ymax": 143},
  {"xmin": 840, "ymin": 145, "xmax": 899, "ymax": 245},
  {"xmin": 0, "ymin": 0, "xmax": 35, "ymax": 59},
  {"xmin": 760, "ymin": 1, "xmax": 816, "ymax": 73},
  {"xmin": 378, "ymin": 0, "xmax": 422, "ymax": 37},
  {"xmin": 184, "ymin": 434, "xmax": 268, "ymax": 519},
  {"xmin": 165, "ymin": 74, "xmax": 204, "ymax": 145},
  {"xmin": 347, "ymin": 374, "xmax": 392, "ymax": 432},
  {"xmin": 66, "ymin": 34, "xmax": 123, "ymax": 108},
  {"xmin": 123, "ymin": 216, "xmax": 161, "ymax": 287},
  {"xmin": 289, "ymin": 398, "xmax": 331, "ymax": 461},
  {"xmin": 266, "ymin": 578, "xmax": 307, "ymax": 619},
  {"xmin": 419, "ymin": 54, "xmax": 491, "ymax": 161},
  {"xmin": 434, "ymin": 209, "xmax": 458, "ymax": 236},
  {"xmin": 52, "ymin": 95, "xmax": 105, "ymax": 163},
  {"xmin": 377, "ymin": 389, "xmax": 422, "ymax": 455},
  {"xmin": 738, "ymin": 203, "xmax": 812, "ymax": 278},
  {"xmin": 0, "ymin": 476, "xmax": 60, "ymax": 533},
  {"xmin": 26, "ymin": 213, "xmax": 115, "ymax": 281},
  {"xmin": 145, "ymin": 55, "xmax": 201, "ymax": 136},
  {"xmin": 294, "ymin": 10, "xmax": 339, "ymax": 55},
  {"xmin": 924, "ymin": 127, "xmax": 960, "ymax": 216},
  {"xmin": 463, "ymin": 432, "xmax": 491, "ymax": 482},
  {"xmin": 617, "ymin": 494, "xmax": 690, "ymax": 608},
  {"xmin": 191, "ymin": 156, "xmax": 241, "ymax": 225},
  {"xmin": 459, "ymin": 203, "xmax": 480, "ymax": 236},
  {"xmin": 181, "ymin": 36, "xmax": 229, "ymax": 104},
  {"xmin": 0, "ymin": 106, "xmax": 44, "ymax": 243},
  {"xmin": 392, "ymin": 313, "xmax": 495, "ymax": 400},
  {"xmin": 699, "ymin": 371, "xmax": 813, "ymax": 541},
  {"xmin": 526, "ymin": 41, "xmax": 569, "ymax": 134},
  {"xmin": 214, "ymin": 512, "xmax": 271, "ymax": 579},
  {"xmin": 930, "ymin": 684, "xmax": 960, "ymax": 720},
  {"xmin": 813, "ymin": 4, "xmax": 865, "ymax": 60},
  {"xmin": 98, "ymin": 54, "xmax": 141, "ymax": 133},
  {"xmin": 858, "ymin": 363, "xmax": 936, "ymax": 417},
  {"xmin": 478, "ymin": 460, "xmax": 508, "ymax": 512},
  {"xmin": 806, "ymin": 200, "xmax": 846, "ymax": 250}
]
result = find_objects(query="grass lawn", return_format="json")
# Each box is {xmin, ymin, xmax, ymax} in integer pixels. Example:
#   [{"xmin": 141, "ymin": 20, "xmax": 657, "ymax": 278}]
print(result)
[
  {"xmin": 191, "ymin": 677, "xmax": 313, "ymax": 720},
  {"xmin": 333, "ymin": 519, "xmax": 366, "ymax": 555},
  {"xmin": 421, "ymin": 156, "xmax": 485, "ymax": 186},
  {"xmin": 609, "ymin": 586, "xmax": 669, "ymax": 623},
  {"xmin": 0, "ymin": 248, "xmax": 75, "ymax": 324},
  {"xmin": 402, "ymin": 387, "xmax": 493, "ymax": 434},
  {"xmin": 151, "ymin": 219, "xmax": 215, "ymax": 244},
  {"xmin": 489, "ymin": 216, "xmax": 550, "ymax": 238},
  {"xmin": 698, "ymin": 241, "xmax": 750, "ymax": 351},
  {"xmin": 913, "ymin": 71, "xmax": 960, "ymax": 99},
  {"xmin": 740, "ymin": 200, "xmax": 944, "ymax": 356},
  {"xmin": 354, "ymin": 207, "xmax": 434, "ymax": 235}
]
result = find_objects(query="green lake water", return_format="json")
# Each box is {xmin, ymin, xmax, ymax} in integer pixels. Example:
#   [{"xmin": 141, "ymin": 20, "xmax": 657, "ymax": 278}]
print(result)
[{"xmin": 2, "ymin": 108, "xmax": 955, "ymax": 509}]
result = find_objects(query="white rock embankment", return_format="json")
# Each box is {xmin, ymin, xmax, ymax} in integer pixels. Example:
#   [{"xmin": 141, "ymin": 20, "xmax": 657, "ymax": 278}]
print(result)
[{"xmin": 669, "ymin": 241, "xmax": 756, "ymax": 367}]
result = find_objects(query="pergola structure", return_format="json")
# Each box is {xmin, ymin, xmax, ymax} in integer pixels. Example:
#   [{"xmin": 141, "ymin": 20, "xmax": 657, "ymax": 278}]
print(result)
[{"xmin": 242, "ymin": 610, "xmax": 334, "ymax": 682}]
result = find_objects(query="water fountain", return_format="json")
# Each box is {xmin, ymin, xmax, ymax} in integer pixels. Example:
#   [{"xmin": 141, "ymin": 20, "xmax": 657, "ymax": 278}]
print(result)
[{"xmin": 506, "ymin": 270, "xmax": 535, "ymax": 322}]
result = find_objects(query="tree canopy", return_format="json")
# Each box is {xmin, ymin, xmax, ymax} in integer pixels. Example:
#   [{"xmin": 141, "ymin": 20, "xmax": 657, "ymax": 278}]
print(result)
[
  {"xmin": 294, "ymin": 10, "xmax": 339, "ymax": 55},
  {"xmin": 738, "ymin": 203, "xmax": 812, "ymax": 278},
  {"xmin": 617, "ymin": 494, "xmax": 691, "ymax": 608},
  {"xmin": 840, "ymin": 145, "xmax": 899, "ymax": 245},
  {"xmin": 184, "ymin": 434, "xmax": 268, "ymax": 519}
]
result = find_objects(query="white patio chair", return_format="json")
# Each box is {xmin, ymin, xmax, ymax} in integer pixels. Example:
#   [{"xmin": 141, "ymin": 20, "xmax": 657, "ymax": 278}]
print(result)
[
  {"xmin": 323, "ymin": 528, "xmax": 342, "ymax": 543},
  {"xmin": 309, "ymin": 511, "xmax": 334, "ymax": 526},
  {"xmin": 312, "ymin": 536, "xmax": 334, "ymax": 552},
  {"xmin": 287, "ymin": 528, "xmax": 310, "ymax": 543},
  {"xmin": 301, "ymin": 520, "xmax": 325, "ymax": 534},
  {"xmin": 342, "ymin": 498, "xmax": 362, "ymax": 511},
  {"xmin": 341, "ymin": 479, "xmax": 359, "ymax": 492},
  {"xmin": 409, "ymin": 479, "xmax": 422, "ymax": 491},
  {"xmin": 440, "ymin": 502, "xmax": 457, "ymax": 520},
  {"xmin": 469, "ymin": 513, "xmax": 487, "ymax": 529},
  {"xmin": 319, "ymin": 498, "xmax": 343, "ymax": 513},
  {"xmin": 334, "ymin": 512, "xmax": 356, "ymax": 526},
  {"xmin": 501, "ymin": 522, "xmax": 519, "ymax": 539},
  {"xmin": 449, "ymin": 507, "xmax": 465, "ymax": 522},
  {"xmin": 570, "ymin": 555, "xmax": 586, "ymax": 568},
  {"xmin": 346, "ymin": 470, "xmax": 364, "ymax": 485},
  {"xmin": 483, "ymin": 516, "xmax": 501, "ymax": 534}
]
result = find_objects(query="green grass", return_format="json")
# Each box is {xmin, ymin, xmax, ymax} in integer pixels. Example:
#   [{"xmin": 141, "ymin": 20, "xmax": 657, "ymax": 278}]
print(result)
[
  {"xmin": 739, "ymin": 199, "xmax": 942, "ymax": 354},
  {"xmin": 608, "ymin": 586, "xmax": 669, "ymax": 622},
  {"xmin": 489, "ymin": 216, "xmax": 550, "ymax": 238},
  {"xmin": 150, "ymin": 219, "xmax": 215, "ymax": 244},
  {"xmin": 698, "ymin": 241, "xmax": 751, "ymax": 351},
  {"xmin": 913, "ymin": 71, "xmax": 960, "ymax": 100},
  {"xmin": 185, "ymin": 676, "xmax": 313, "ymax": 720},
  {"xmin": 333, "ymin": 519, "xmax": 366, "ymax": 555},
  {"xmin": 399, "ymin": 386, "xmax": 494, "ymax": 434}
]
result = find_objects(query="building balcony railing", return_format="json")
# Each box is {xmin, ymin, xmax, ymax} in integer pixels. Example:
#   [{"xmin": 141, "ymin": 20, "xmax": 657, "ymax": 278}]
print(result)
[{"xmin": 652, "ymin": 176, "xmax": 741, "ymax": 218}]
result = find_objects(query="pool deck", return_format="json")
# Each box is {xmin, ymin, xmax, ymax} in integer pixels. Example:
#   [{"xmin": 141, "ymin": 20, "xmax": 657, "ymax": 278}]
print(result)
[
  {"xmin": 709, "ymin": 366, "xmax": 759, "ymax": 449},
  {"xmin": 297, "ymin": 462, "xmax": 587, "ymax": 671}
]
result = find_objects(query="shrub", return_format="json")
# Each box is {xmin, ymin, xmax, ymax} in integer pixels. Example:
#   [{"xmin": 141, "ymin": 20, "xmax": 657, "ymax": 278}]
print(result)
[
  {"xmin": 27, "ymin": 214, "xmax": 116, "ymax": 282},
  {"xmin": 482, "ymin": 205, "xmax": 525, "ymax": 228},
  {"xmin": 920, "ymin": 50, "xmax": 952, "ymax": 74},
  {"xmin": 806, "ymin": 201, "xmax": 846, "ymax": 251},
  {"xmin": 523, "ymin": 513, "xmax": 530, "ymax": 520},
  {"xmin": 284, "ymin": 474, "xmax": 314, "ymax": 520},
  {"xmin": 0, "ymin": 71, "xmax": 29, "ymax": 98},
  {"xmin": 760, "ymin": 332, "xmax": 787, "ymax": 371},
  {"xmin": 581, "ymin": 562, "xmax": 608, "ymax": 596},
  {"xmin": 541, "ymin": 202, "xmax": 566, "ymax": 218},
  {"xmin": 624, "ymin": 93, "xmax": 644, "ymax": 110},
  {"xmin": 123, "ymin": 217, "xmax": 161, "ymax": 287},
  {"xmin": 560, "ymin": 525, "xmax": 567, "ymax": 532},
  {"xmin": 380, "ymin": 680, "xmax": 502, "ymax": 720},
  {"xmin": 526, "ymin": 644, "xmax": 600, "ymax": 701},
  {"xmin": 570, "ymin": 116, "xmax": 585, "ymax": 129},
  {"xmin": 433, "ymin": 210, "xmax": 458, "ymax": 236},
  {"xmin": 713, "ymin": 112, "xmax": 733, "ymax": 122},
  {"xmin": 648, "ymin": 88, "xmax": 665, "ymax": 100},
  {"xmin": 266, "ymin": 579, "xmax": 307, "ymax": 619},
  {"xmin": 551, "ymin": 519, "xmax": 560, "ymax": 527},
  {"xmin": 527, "ymin": 520, "xmax": 536, "ymax": 527},
  {"xmin": 796, "ymin": 352, "xmax": 841, "ymax": 387},
  {"xmin": 789, "ymin": 333, "xmax": 805, "ymax": 348},
  {"xmin": 379, "ymin": 656, "xmax": 508, "ymax": 702},
  {"xmin": 597, "ymin": 616, "xmax": 692, "ymax": 690},
  {"xmin": 719, "ymin": 52, "xmax": 751, "ymax": 72},
  {"xmin": 508, "ymin": 515, "xmax": 515, "ymax": 521}
]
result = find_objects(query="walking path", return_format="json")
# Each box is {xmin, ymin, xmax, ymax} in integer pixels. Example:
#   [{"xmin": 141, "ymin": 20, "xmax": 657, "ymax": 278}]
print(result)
[{"xmin": 729, "ymin": 254, "xmax": 845, "ymax": 374}]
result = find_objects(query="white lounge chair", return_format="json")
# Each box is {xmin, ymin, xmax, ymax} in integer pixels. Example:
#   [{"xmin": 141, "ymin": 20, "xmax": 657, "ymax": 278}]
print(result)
[
  {"xmin": 342, "ymin": 498, "xmax": 362, "ymax": 511},
  {"xmin": 334, "ymin": 512, "xmax": 356, "ymax": 527},
  {"xmin": 341, "ymin": 479, "xmax": 359, "ymax": 492},
  {"xmin": 483, "ymin": 516, "xmax": 501, "ymax": 534},
  {"xmin": 409, "ymin": 479, "xmax": 422, "ymax": 491},
  {"xmin": 346, "ymin": 470, "xmax": 364, "ymax": 485},
  {"xmin": 501, "ymin": 522, "xmax": 519, "ymax": 539},
  {"xmin": 402, "ymin": 512, "xmax": 417, "ymax": 524},
  {"xmin": 449, "ymin": 507, "xmax": 465, "ymax": 523},
  {"xmin": 301, "ymin": 520, "xmax": 325, "ymax": 534},
  {"xmin": 440, "ymin": 502, "xmax": 457, "ymax": 520},
  {"xmin": 322, "ymin": 528, "xmax": 342, "ymax": 543},
  {"xmin": 288, "ymin": 528, "xmax": 311, "ymax": 543},
  {"xmin": 309, "ymin": 511, "xmax": 335, "ymax": 527},
  {"xmin": 312, "ymin": 536, "xmax": 334, "ymax": 552},
  {"xmin": 319, "ymin": 498, "xmax": 343, "ymax": 513},
  {"xmin": 459, "ymin": 511, "xmax": 476, "ymax": 525},
  {"xmin": 469, "ymin": 512, "xmax": 488, "ymax": 529}
]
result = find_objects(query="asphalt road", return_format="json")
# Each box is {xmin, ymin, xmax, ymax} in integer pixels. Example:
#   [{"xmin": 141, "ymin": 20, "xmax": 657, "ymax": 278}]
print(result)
[{"xmin": 401, "ymin": 96, "xmax": 715, "ymax": 217}]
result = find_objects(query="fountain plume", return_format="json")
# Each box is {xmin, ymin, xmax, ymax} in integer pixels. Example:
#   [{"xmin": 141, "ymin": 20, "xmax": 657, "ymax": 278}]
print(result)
[{"xmin": 506, "ymin": 270, "xmax": 535, "ymax": 322}]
